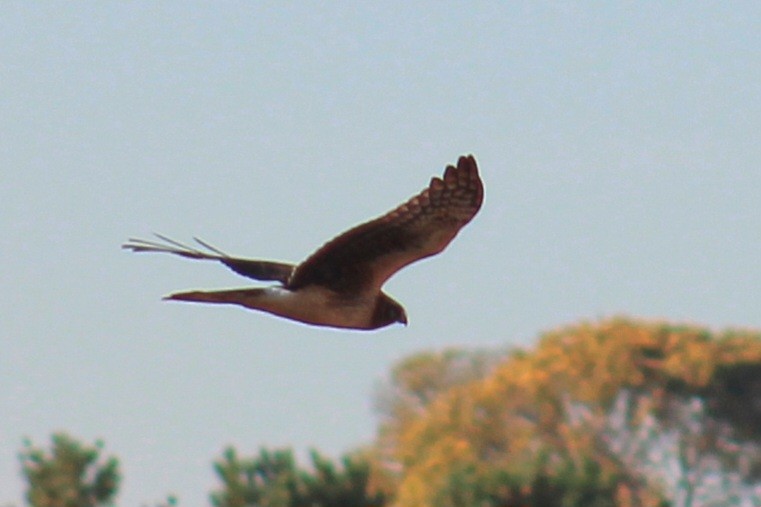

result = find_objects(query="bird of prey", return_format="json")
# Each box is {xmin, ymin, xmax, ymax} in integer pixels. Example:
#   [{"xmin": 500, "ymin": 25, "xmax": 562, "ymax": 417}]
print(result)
[{"xmin": 123, "ymin": 155, "xmax": 483, "ymax": 330}]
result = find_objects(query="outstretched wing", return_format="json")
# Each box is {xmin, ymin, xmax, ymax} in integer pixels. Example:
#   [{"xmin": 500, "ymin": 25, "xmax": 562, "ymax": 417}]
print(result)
[
  {"xmin": 287, "ymin": 155, "xmax": 483, "ymax": 295},
  {"xmin": 122, "ymin": 234, "xmax": 295, "ymax": 283}
]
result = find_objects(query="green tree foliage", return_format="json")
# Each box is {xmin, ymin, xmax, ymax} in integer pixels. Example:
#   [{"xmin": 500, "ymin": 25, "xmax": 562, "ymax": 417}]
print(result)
[
  {"xmin": 19, "ymin": 433, "xmax": 120, "ymax": 507},
  {"xmin": 378, "ymin": 318, "xmax": 761, "ymax": 507},
  {"xmin": 210, "ymin": 447, "xmax": 387, "ymax": 507}
]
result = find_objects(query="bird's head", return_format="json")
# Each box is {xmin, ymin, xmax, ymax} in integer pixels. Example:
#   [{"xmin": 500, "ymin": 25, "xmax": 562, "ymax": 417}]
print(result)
[{"xmin": 372, "ymin": 293, "xmax": 408, "ymax": 329}]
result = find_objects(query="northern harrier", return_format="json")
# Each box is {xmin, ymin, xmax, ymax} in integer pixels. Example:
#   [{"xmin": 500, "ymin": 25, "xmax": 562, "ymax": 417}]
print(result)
[{"xmin": 123, "ymin": 155, "xmax": 483, "ymax": 330}]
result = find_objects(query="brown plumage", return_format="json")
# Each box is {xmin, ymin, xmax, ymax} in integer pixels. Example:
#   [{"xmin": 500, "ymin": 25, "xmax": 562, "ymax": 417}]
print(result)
[{"xmin": 123, "ymin": 155, "xmax": 483, "ymax": 330}]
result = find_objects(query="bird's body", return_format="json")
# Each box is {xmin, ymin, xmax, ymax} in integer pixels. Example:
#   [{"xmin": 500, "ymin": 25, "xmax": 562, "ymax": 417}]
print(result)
[
  {"xmin": 169, "ymin": 286, "xmax": 394, "ymax": 330},
  {"xmin": 124, "ymin": 155, "xmax": 483, "ymax": 330}
]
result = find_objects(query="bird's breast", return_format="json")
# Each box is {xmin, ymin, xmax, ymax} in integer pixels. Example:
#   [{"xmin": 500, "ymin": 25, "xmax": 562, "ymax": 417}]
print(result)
[{"xmin": 241, "ymin": 286, "xmax": 377, "ymax": 330}]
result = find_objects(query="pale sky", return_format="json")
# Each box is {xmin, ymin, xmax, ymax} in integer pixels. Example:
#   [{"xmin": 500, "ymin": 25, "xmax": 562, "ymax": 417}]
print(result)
[{"xmin": 2, "ymin": 2, "xmax": 760, "ymax": 505}]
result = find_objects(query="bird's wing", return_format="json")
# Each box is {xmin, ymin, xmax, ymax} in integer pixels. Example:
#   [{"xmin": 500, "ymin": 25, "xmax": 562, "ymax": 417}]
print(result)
[
  {"xmin": 122, "ymin": 234, "xmax": 295, "ymax": 283},
  {"xmin": 287, "ymin": 155, "xmax": 483, "ymax": 295}
]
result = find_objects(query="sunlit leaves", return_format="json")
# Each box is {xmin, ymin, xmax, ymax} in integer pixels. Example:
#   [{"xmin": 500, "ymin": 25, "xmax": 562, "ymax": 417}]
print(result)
[{"xmin": 379, "ymin": 318, "xmax": 761, "ymax": 506}]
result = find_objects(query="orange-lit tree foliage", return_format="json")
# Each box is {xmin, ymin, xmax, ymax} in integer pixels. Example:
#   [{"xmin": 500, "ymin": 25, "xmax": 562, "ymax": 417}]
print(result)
[{"xmin": 378, "ymin": 318, "xmax": 761, "ymax": 507}]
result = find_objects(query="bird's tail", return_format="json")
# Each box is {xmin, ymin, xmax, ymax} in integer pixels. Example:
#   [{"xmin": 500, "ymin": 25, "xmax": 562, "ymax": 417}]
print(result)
[{"xmin": 164, "ymin": 288, "xmax": 267, "ymax": 305}]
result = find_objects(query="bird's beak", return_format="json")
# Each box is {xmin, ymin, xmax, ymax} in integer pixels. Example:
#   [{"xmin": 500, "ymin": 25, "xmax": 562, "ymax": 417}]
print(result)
[{"xmin": 398, "ymin": 312, "xmax": 408, "ymax": 326}]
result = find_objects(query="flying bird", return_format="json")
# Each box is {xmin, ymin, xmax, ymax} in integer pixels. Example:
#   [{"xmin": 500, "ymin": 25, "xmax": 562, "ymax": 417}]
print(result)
[{"xmin": 123, "ymin": 155, "xmax": 483, "ymax": 330}]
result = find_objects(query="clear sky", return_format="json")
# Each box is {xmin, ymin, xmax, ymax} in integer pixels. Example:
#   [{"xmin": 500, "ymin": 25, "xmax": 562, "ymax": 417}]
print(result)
[{"xmin": 2, "ymin": 2, "xmax": 760, "ymax": 505}]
